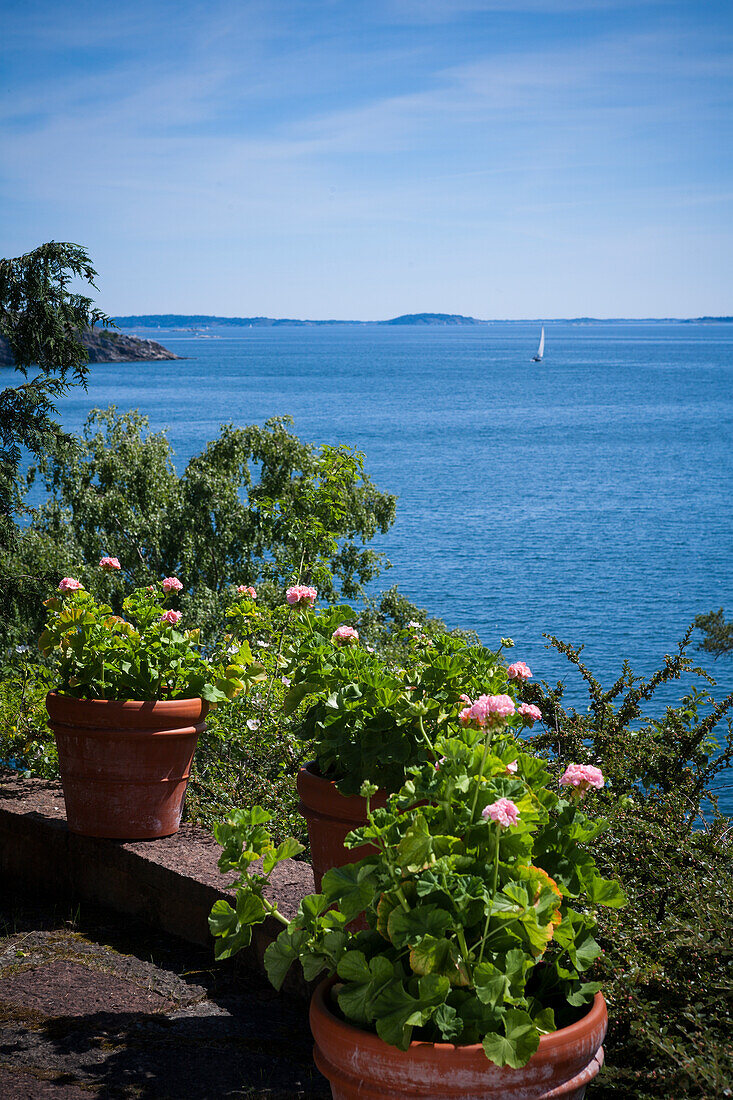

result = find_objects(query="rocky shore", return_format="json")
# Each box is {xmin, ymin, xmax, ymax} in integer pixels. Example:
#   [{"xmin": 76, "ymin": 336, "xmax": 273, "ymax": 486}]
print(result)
[{"xmin": 0, "ymin": 329, "xmax": 180, "ymax": 367}]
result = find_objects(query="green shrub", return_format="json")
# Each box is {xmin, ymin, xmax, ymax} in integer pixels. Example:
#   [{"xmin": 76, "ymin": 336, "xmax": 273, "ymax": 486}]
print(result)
[
  {"xmin": 0, "ymin": 651, "xmax": 56, "ymax": 777},
  {"xmin": 525, "ymin": 633, "xmax": 733, "ymax": 1099}
]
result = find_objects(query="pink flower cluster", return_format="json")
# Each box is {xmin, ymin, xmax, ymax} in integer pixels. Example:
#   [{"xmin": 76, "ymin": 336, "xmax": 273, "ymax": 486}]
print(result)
[
  {"xmin": 459, "ymin": 694, "xmax": 516, "ymax": 728},
  {"xmin": 286, "ymin": 585, "xmax": 317, "ymax": 607},
  {"xmin": 332, "ymin": 624, "xmax": 359, "ymax": 646},
  {"xmin": 58, "ymin": 577, "xmax": 83, "ymax": 592},
  {"xmin": 507, "ymin": 661, "xmax": 532, "ymax": 681},
  {"xmin": 560, "ymin": 764, "xmax": 605, "ymax": 793},
  {"xmin": 162, "ymin": 577, "xmax": 183, "ymax": 593},
  {"xmin": 99, "ymin": 557, "xmax": 121, "ymax": 571},
  {"xmin": 161, "ymin": 609, "xmax": 182, "ymax": 625},
  {"xmin": 482, "ymin": 798, "xmax": 520, "ymax": 827},
  {"xmin": 518, "ymin": 702, "xmax": 542, "ymax": 725},
  {"xmin": 237, "ymin": 585, "xmax": 257, "ymax": 599}
]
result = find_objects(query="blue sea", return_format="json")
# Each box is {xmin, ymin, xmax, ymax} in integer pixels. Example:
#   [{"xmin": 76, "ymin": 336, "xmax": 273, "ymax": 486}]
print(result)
[{"xmin": 55, "ymin": 321, "xmax": 733, "ymax": 812}]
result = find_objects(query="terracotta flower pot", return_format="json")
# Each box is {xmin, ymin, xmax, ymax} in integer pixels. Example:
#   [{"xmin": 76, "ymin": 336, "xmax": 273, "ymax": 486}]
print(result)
[
  {"xmin": 296, "ymin": 762, "xmax": 387, "ymax": 890},
  {"xmin": 310, "ymin": 978, "xmax": 608, "ymax": 1100},
  {"xmin": 46, "ymin": 692, "xmax": 208, "ymax": 840}
]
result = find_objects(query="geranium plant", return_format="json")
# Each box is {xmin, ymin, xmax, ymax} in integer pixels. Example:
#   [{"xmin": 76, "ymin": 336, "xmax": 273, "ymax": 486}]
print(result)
[
  {"xmin": 280, "ymin": 604, "xmax": 536, "ymax": 794},
  {"xmin": 209, "ymin": 697, "xmax": 625, "ymax": 1068},
  {"xmin": 39, "ymin": 564, "xmax": 264, "ymax": 703}
]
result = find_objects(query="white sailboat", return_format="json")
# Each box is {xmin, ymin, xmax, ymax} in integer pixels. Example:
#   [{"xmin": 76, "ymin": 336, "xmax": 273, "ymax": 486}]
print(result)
[{"xmin": 531, "ymin": 326, "xmax": 545, "ymax": 362}]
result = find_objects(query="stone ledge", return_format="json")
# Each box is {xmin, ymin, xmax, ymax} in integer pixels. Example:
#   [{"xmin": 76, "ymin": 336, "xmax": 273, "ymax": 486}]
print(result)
[{"xmin": 0, "ymin": 771, "xmax": 314, "ymax": 995}]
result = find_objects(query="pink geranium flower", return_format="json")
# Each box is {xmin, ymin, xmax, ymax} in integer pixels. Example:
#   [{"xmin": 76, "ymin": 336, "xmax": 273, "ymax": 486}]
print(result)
[
  {"xmin": 518, "ymin": 702, "xmax": 542, "ymax": 725},
  {"xmin": 237, "ymin": 585, "xmax": 257, "ymax": 599},
  {"xmin": 161, "ymin": 609, "xmax": 182, "ymax": 625},
  {"xmin": 460, "ymin": 693, "xmax": 516, "ymax": 728},
  {"xmin": 286, "ymin": 585, "xmax": 317, "ymax": 607},
  {"xmin": 58, "ymin": 577, "xmax": 83, "ymax": 592},
  {"xmin": 162, "ymin": 577, "xmax": 183, "ymax": 593},
  {"xmin": 506, "ymin": 760, "xmax": 518, "ymax": 774},
  {"xmin": 482, "ymin": 798, "xmax": 520, "ymax": 827},
  {"xmin": 332, "ymin": 624, "xmax": 359, "ymax": 646},
  {"xmin": 560, "ymin": 764, "xmax": 605, "ymax": 795},
  {"xmin": 99, "ymin": 557, "xmax": 121, "ymax": 571},
  {"xmin": 507, "ymin": 661, "xmax": 532, "ymax": 681}
]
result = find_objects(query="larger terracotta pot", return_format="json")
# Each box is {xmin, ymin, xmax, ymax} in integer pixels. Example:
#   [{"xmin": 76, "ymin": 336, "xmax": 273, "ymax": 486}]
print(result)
[
  {"xmin": 46, "ymin": 692, "xmax": 208, "ymax": 840},
  {"xmin": 310, "ymin": 978, "xmax": 607, "ymax": 1100},
  {"xmin": 296, "ymin": 762, "xmax": 387, "ymax": 890}
]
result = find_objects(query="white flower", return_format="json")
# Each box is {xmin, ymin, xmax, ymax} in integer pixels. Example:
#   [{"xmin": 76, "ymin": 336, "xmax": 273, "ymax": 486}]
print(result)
[
  {"xmin": 256, "ymin": 640, "xmax": 271, "ymax": 649},
  {"xmin": 246, "ymin": 719, "xmax": 261, "ymax": 731},
  {"xmin": 281, "ymin": 677, "xmax": 291, "ymax": 686}
]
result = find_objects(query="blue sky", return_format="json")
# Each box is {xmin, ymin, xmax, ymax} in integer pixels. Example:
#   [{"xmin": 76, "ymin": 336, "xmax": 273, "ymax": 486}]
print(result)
[{"xmin": 1, "ymin": 0, "xmax": 731, "ymax": 317}]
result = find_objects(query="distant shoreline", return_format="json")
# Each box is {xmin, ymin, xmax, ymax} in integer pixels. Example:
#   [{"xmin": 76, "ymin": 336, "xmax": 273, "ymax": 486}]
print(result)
[{"xmin": 114, "ymin": 312, "xmax": 733, "ymax": 329}]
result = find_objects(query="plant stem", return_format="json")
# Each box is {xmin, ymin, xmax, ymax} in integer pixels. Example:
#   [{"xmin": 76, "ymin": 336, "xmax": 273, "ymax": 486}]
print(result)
[
  {"xmin": 477, "ymin": 825, "xmax": 501, "ymax": 967},
  {"xmin": 417, "ymin": 715, "xmax": 435, "ymax": 757},
  {"xmin": 469, "ymin": 724, "xmax": 493, "ymax": 820},
  {"xmin": 262, "ymin": 894, "xmax": 290, "ymax": 927},
  {"xmin": 456, "ymin": 926, "xmax": 472, "ymax": 978}
]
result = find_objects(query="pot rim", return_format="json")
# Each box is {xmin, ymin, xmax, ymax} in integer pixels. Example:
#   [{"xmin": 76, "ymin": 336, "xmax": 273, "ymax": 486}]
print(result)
[
  {"xmin": 311, "ymin": 975, "xmax": 607, "ymax": 1060},
  {"xmin": 46, "ymin": 690, "xmax": 207, "ymax": 709},
  {"xmin": 298, "ymin": 760, "xmax": 389, "ymax": 812}
]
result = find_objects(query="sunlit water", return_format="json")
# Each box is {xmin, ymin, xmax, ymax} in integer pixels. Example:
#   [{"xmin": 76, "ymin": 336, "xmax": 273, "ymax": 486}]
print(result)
[{"xmin": 51, "ymin": 321, "xmax": 733, "ymax": 812}]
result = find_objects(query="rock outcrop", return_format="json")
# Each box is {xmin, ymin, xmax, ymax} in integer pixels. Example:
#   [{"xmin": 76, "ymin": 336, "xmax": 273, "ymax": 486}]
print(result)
[{"xmin": 0, "ymin": 329, "xmax": 180, "ymax": 367}]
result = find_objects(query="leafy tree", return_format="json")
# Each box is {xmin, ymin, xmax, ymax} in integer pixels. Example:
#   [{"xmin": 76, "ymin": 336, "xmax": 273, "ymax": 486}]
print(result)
[
  {"xmin": 2, "ymin": 406, "xmax": 397, "ymax": 647},
  {"xmin": 0, "ymin": 242, "xmax": 111, "ymax": 548},
  {"xmin": 693, "ymin": 608, "xmax": 733, "ymax": 660}
]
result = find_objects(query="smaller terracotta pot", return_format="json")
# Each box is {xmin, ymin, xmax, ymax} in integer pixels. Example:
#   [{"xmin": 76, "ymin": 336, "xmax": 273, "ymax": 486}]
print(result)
[
  {"xmin": 310, "ymin": 978, "xmax": 608, "ymax": 1100},
  {"xmin": 296, "ymin": 762, "xmax": 387, "ymax": 890},
  {"xmin": 46, "ymin": 692, "xmax": 208, "ymax": 840}
]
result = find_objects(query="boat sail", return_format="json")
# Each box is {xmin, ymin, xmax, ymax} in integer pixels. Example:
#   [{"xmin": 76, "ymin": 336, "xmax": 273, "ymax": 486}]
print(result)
[{"xmin": 531, "ymin": 326, "xmax": 545, "ymax": 362}]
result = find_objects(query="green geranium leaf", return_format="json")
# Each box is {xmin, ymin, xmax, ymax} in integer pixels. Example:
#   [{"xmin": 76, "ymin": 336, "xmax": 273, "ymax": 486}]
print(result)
[
  {"xmin": 264, "ymin": 928, "xmax": 304, "ymax": 990},
  {"xmin": 397, "ymin": 814, "xmax": 433, "ymax": 872},
  {"xmin": 262, "ymin": 836, "xmax": 306, "ymax": 873},
  {"xmin": 322, "ymin": 863, "xmax": 377, "ymax": 922},
  {"xmin": 372, "ymin": 978, "xmax": 427, "ymax": 1050},
  {"xmin": 504, "ymin": 948, "xmax": 529, "ymax": 997},
  {"xmin": 434, "ymin": 1003, "xmax": 463, "ymax": 1041},
  {"xmin": 386, "ymin": 904, "xmax": 454, "ymax": 949},
  {"xmin": 208, "ymin": 898, "xmax": 238, "ymax": 937},
  {"xmin": 235, "ymin": 892, "xmax": 267, "ymax": 925},
  {"xmin": 208, "ymin": 899, "xmax": 253, "ymax": 960},
  {"xmin": 337, "ymin": 978, "xmax": 373, "ymax": 1025},
  {"xmin": 567, "ymin": 980, "xmax": 602, "ymax": 1007},
  {"xmin": 585, "ymin": 872, "xmax": 627, "ymax": 908},
  {"xmin": 474, "ymin": 961, "xmax": 508, "ymax": 1007},
  {"xmin": 482, "ymin": 1009, "xmax": 541, "ymax": 1069},
  {"xmin": 337, "ymin": 950, "xmax": 371, "ymax": 984},
  {"xmin": 283, "ymin": 680, "xmax": 318, "ymax": 715},
  {"xmin": 409, "ymin": 935, "xmax": 470, "ymax": 987},
  {"xmin": 534, "ymin": 1007, "xmax": 556, "ymax": 1034}
]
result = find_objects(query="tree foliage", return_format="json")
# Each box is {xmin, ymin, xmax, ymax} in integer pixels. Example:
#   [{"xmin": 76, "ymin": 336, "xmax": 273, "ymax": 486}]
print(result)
[
  {"xmin": 1, "ymin": 406, "xmax": 397, "ymax": 648},
  {"xmin": 693, "ymin": 607, "xmax": 733, "ymax": 660},
  {"xmin": 0, "ymin": 241, "xmax": 112, "ymax": 548}
]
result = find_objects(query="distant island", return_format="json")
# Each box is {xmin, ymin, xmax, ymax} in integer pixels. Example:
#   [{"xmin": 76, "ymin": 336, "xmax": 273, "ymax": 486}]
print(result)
[
  {"xmin": 113, "ymin": 312, "xmax": 487, "ymax": 328},
  {"xmin": 112, "ymin": 313, "xmax": 733, "ymax": 329},
  {"xmin": 0, "ymin": 329, "xmax": 180, "ymax": 367}
]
